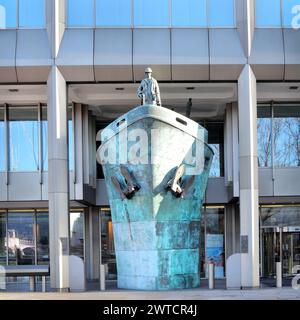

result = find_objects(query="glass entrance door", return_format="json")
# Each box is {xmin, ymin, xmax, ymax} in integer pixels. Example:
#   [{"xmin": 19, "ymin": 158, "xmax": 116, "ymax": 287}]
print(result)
[
  {"xmin": 282, "ymin": 227, "xmax": 300, "ymax": 276},
  {"xmin": 261, "ymin": 226, "xmax": 300, "ymax": 278},
  {"xmin": 261, "ymin": 227, "xmax": 281, "ymax": 277}
]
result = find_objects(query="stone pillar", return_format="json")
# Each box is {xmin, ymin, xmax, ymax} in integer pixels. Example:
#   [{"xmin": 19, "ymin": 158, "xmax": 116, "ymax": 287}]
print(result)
[
  {"xmin": 47, "ymin": 66, "xmax": 70, "ymax": 291},
  {"xmin": 238, "ymin": 64, "xmax": 260, "ymax": 288},
  {"xmin": 85, "ymin": 207, "xmax": 100, "ymax": 281}
]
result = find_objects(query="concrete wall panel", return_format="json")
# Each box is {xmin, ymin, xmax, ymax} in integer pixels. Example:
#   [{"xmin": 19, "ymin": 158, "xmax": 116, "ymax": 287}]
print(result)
[
  {"xmin": 249, "ymin": 29, "xmax": 285, "ymax": 80},
  {"xmin": 205, "ymin": 178, "xmax": 228, "ymax": 204},
  {"xmin": 171, "ymin": 29, "xmax": 209, "ymax": 80},
  {"xmin": 133, "ymin": 29, "xmax": 171, "ymax": 81},
  {"xmin": 16, "ymin": 30, "xmax": 52, "ymax": 82},
  {"xmin": 0, "ymin": 173, "xmax": 6, "ymax": 201},
  {"xmin": 274, "ymin": 168, "xmax": 300, "ymax": 196},
  {"xmin": 8, "ymin": 172, "xmax": 41, "ymax": 201},
  {"xmin": 209, "ymin": 29, "xmax": 246, "ymax": 80},
  {"xmin": 94, "ymin": 29, "xmax": 132, "ymax": 81},
  {"xmin": 0, "ymin": 30, "xmax": 17, "ymax": 82},
  {"xmin": 56, "ymin": 29, "xmax": 94, "ymax": 81},
  {"xmin": 284, "ymin": 29, "xmax": 300, "ymax": 80},
  {"xmin": 258, "ymin": 168, "xmax": 273, "ymax": 197}
]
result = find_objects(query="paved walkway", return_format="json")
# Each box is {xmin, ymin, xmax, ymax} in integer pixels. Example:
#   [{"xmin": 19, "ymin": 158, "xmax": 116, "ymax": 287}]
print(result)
[{"xmin": 0, "ymin": 287, "xmax": 299, "ymax": 300}]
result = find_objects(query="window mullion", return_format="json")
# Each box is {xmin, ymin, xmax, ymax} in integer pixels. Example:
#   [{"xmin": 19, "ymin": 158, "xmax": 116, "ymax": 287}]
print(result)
[
  {"xmin": 38, "ymin": 103, "xmax": 43, "ymax": 182},
  {"xmin": 4, "ymin": 104, "xmax": 9, "ymax": 185}
]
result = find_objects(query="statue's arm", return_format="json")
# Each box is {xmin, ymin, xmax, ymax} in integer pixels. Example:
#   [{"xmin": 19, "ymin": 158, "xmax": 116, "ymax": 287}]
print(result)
[
  {"xmin": 155, "ymin": 80, "xmax": 161, "ymax": 105},
  {"xmin": 137, "ymin": 82, "xmax": 143, "ymax": 98}
]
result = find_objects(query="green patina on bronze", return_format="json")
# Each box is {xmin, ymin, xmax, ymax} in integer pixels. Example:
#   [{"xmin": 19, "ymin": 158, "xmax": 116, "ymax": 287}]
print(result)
[{"xmin": 99, "ymin": 105, "xmax": 213, "ymax": 290}]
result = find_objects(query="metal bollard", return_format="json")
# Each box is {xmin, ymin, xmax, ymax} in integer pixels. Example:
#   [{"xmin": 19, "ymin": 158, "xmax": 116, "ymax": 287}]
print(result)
[
  {"xmin": 276, "ymin": 261, "xmax": 282, "ymax": 288},
  {"xmin": 42, "ymin": 276, "xmax": 46, "ymax": 293},
  {"xmin": 208, "ymin": 262, "xmax": 215, "ymax": 289},
  {"xmin": 29, "ymin": 276, "xmax": 36, "ymax": 292},
  {"xmin": 100, "ymin": 264, "xmax": 106, "ymax": 291}
]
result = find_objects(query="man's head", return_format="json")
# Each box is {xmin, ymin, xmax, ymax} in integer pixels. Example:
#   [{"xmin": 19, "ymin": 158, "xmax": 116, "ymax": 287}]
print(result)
[{"xmin": 145, "ymin": 67, "xmax": 152, "ymax": 79}]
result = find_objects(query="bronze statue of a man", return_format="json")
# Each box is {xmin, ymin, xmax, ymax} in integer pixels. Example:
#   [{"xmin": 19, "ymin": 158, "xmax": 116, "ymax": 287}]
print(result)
[{"xmin": 137, "ymin": 67, "xmax": 161, "ymax": 106}]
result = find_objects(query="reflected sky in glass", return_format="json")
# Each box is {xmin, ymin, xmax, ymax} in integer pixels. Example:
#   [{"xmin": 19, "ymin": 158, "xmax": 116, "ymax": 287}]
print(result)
[
  {"xmin": 172, "ymin": 0, "xmax": 207, "ymax": 26},
  {"xmin": 255, "ymin": 0, "xmax": 281, "ymax": 27},
  {"xmin": 0, "ymin": 112, "xmax": 4, "ymax": 171},
  {"xmin": 19, "ymin": 0, "xmax": 45, "ymax": 28},
  {"xmin": 9, "ymin": 119, "xmax": 39, "ymax": 172},
  {"xmin": 209, "ymin": 144, "xmax": 221, "ymax": 177},
  {"xmin": 0, "ymin": 0, "xmax": 17, "ymax": 28},
  {"xmin": 134, "ymin": 0, "xmax": 170, "ymax": 26},
  {"xmin": 68, "ymin": 0, "xmax": 94, "ymax": 27},
  {"xmin": 209, "ymin": 0, "xmax": 235, "ymax": 26},
  {"xmin": 96, "ymin": 0, "xmax": 131, "ymax": 26},
  {"xmin": 282, "ymin": 0, "xmax": 300, "ymax": 27},
  {"xmin": 257, "ymin": 118, "xmax": 272, "ymax": 167}
]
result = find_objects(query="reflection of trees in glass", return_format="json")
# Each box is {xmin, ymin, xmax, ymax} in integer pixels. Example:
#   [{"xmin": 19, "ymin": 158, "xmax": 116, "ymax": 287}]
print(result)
[
  {"xmin": 258, "ymin": 106, "xmax": 300, "ymax": 168},
  {"xmin": 209, "ymin": 144, "xmax": 220, "ymax": 177},
  {"xmin": 274, "ymin": 118, "xmax": 300, "ymax": 167},
  {"xmin": 257, "ymin": 118, "xmax": 272, "ymax": 167},
  {"xmin": 261, "ymin": 206, "xmax": 300, "ymax": 227}
]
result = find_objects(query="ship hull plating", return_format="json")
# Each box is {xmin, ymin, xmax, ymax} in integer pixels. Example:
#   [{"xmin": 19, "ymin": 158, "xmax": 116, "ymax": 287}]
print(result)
[{"xmin": 99, "ymin": 105, "xmax": 213, "ymax": 290}]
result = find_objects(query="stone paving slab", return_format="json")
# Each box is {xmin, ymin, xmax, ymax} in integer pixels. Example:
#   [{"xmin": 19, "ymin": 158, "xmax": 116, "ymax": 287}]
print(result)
[{"xmin": 0, "ymin": 288, "xmax": 299, "ymax": 300}]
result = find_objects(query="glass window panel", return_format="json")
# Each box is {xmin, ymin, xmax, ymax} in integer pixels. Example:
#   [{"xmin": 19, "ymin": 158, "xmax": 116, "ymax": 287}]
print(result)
[
  {"xmin": 19, "ymin": 0, "xmax": 45, "ymax": 28},
  {"xmin": 283, "ymin": 0, "xmax": 300, "ymax": 28},
  {"xmin": 172, "ymin": 0, "xmax": 207, "ymax": 27},
  {"xmin": 100, "ymin": 209, "xmax": 117, "ymax": 280},
  {"xmin": 208, "ymin": 0, "xmax": 235, "ymax": 27},
  {"xmin": 0, "ymin": 0, "xmax": 17, "ymax": 29},
  {"xmin": 273, "ymin": 106, "xmax": 300, "ymax": 167},
  {"xmin": 67, "ymin": 0, "xmax": 94, "ymax": 27},
  {"xmin": 70, "ymin": 211, "xmax": 84, "ymax": 260},
  {"xmin": 68, "ymin": 106, "xmax": 74, "ymax": 171},
  {"xmin": 9, "ymin": 106, "xmax": 39, "ymax": 172},
  {"xmin": 36, "ymin": 212, "xmax": 49, "ymax": 265},
  {"xmin": 205, "ymin": 122, "xmax": 224, "ymax": 177},
  {"xmin": 261, "ymin": 206, "xmax": 300, "ymax": 227},
  {"xmin": 134, "ymin": 0, "xmax": 170, "ymax": 26},
  {"xmin": 42, "ymin": 106, "xmax": 48, "ymax": 171},
  {"xmin": 257, "ymin": 105, "xmax": 272, "ymax": 167},
  {"xmin": 209, "ymin": 144, "xmax": 221, "ymax": 177},
  {"xmin": 7, "ymin": 212, "xmax": 35, "ymax": 265},
  {"xmin": 205, "ymin": 207, "xmax": 225, "ymax": 278},
  {"xmin": 0, "ymin": 212, "xmax": 6, "ymax": 265},
  {"xmin": 0, "ymin": 107, "xmax": 4, "ymax": 171},
  {"xmin": 255, "ymin": 0, "xmax": 281, "ymax": 27},
  {"xmin": 96, "ymin": 0, "xmax": 131, "ymax": 26}
]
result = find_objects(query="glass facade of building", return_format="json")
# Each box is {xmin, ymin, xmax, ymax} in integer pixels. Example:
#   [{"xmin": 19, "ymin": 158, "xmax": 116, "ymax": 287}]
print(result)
[
  {"xmin": 0, "ymin": 210, "xmax": 84, "ymax": 266},
  {"xmin": 0, "ymin": 105, "xmax": 74, "ymax": 173},
  {"xmin": 200, "ymin": 121, "xmax": 224, "ymax": 177},
  {"xmin": 0, "ymin": 0, "xmax": 45, "ymax": 29},
  {"xmin": 255, "ymin": 0, "xmax": 300, "ymax": 27},
  {"xmin": 67, "ymin": 0, "xmax": 236, "ymax": 27},
  {"xmin": 0, "ymin": 210, "xmax": 47, "ymax": 266},
  {"xmin": 257, "ymin": 104, "xmax": 300, "ymax": 168}
]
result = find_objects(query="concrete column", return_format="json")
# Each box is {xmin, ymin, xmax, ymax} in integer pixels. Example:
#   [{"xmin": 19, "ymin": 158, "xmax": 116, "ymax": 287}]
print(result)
[
  {"xmin": 238, "ymin": 64, "xmax": 260, "ymax": 288},
  {"xmin": 85, "ymin": 207, "xmax": 100, "ymax": 281},
  {"xmin": 47, "ymin": 66, "xmax": 70, "ymax": 291}
]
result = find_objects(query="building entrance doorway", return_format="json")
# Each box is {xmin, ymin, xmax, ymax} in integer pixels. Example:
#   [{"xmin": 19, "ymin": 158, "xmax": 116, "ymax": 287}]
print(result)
[{"xmin": 261, "ymin": 226, "xmax": 300, "ymax": 278}]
